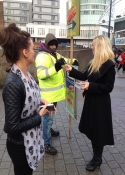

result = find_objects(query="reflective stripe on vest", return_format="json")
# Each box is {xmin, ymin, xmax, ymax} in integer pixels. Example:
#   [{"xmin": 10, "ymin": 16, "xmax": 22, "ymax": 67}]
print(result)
[
  {"xmin": 40, "ymin": 84, "xmax": 65, "ymax": 92},
  {"xmin": 37, "ymin": 65, "xmax": 47, "ymax": 70},
  {"xmin": 36, "ymin": 57, "xmax": 55, "ymax": 78}
]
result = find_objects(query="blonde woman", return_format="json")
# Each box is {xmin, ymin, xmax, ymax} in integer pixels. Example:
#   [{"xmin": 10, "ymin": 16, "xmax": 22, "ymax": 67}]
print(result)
[{"xmin": 64, "ymin": 36, "xmax": 115, "ymax": 171}]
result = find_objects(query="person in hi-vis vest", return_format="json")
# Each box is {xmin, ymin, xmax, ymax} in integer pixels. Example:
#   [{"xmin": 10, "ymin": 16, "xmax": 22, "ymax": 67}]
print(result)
[{"xmin": 35, "ymin": 33, "xmax": 79, "ymax": 155}]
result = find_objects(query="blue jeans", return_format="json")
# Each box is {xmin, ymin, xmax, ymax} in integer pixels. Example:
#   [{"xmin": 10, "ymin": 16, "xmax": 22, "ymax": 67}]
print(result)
[
  {"xmin": 42, "ymin": 102, "xmax": 57, "ymax": 145},
  {"xmin": 42, "ymin": 114, "xmax": 53, "ymax": 145}
]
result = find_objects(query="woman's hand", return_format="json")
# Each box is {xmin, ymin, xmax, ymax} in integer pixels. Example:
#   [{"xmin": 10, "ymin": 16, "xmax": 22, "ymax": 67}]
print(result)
[
  {"xmin": 39, "ymin": 105, "xmax": 51, "ymax": 117},
  {"xmin": 76, "ymin": 81, "xmax": 90, "ymax": 90},
  {"xmin": 64, "ymin": 64, "xmax": 72, "ymax": 71},
  {"xmin": 39, "ymin": 99, "xmax": 57, "ymax": 116}
]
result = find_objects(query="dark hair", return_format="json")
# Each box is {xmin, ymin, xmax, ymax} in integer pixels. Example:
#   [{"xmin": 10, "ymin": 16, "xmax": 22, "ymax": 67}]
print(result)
[{"xmin": 0, "ymin": 23, "xmax": 31, "ymax": 63}]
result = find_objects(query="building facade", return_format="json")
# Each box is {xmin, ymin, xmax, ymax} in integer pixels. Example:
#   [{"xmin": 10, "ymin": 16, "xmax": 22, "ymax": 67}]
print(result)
[
  {"xmin": 3, "ymin": 0, "xmax": 60, "ymax": 27},
  {"xmin": 79, "ymin": 0, "xmax": 114, "ymax": 45},
  {"xmin": 80, "ymin": 0, "xmax": 111, "ymax": 25},
  {"xmin": 25, "ymin": 23, "xmax": 108, "ymax": 46},
  {"xmin": 33, "ymin": 0, "xmax": 60, "ymax": 25},
  {"xmin": 3, "ymin": 0, "xmax": 32, "ymax": 26}
]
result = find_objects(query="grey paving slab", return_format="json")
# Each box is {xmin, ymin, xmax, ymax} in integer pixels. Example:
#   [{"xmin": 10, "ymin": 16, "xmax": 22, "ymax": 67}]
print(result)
[{"xmin": 0, "ymin": 72, "xmax": 125, "ymax": 174}]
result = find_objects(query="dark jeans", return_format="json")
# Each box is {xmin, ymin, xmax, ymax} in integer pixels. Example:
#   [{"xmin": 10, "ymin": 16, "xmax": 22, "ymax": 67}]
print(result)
[
  {"xmin": 6, "ymin": 139, "xmax": 33, "ymax": 175},
  {"xmin": 42, "ymin": 102, "xmax": 57, "ymax": 145}
]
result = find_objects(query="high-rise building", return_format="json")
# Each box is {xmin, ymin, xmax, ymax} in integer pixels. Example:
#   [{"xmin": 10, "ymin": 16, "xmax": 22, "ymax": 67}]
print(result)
[
  {"xmin": 3, "ymin": 0, "xmax": 33, "ymax": 27},
  {"xmin": 79, "ymin": 0, "xmax": 114, "ymax": 46},
  {"xmin": 80, "ymin": 0, "xmax": 113, "ymax": 26},
  {"xmin": 33, "ymin": 0, "xmax": 60, "ymax": 25}
]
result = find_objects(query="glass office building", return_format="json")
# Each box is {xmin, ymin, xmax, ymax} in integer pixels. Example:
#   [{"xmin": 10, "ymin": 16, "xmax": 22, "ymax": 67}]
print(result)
[
  {"xmin": 77, "ymin": 0, "xmax": 114, "ymax": 46},
  {"xmin": 80, "ymin": 0, "xmax": 112, "ymax": 25}
]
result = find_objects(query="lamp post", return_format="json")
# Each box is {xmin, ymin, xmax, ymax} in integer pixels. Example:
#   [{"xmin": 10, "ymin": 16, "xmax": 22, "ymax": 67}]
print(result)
[{"xmin": 108, "ymin": 0, "xmax": 112, "ymax": 38}]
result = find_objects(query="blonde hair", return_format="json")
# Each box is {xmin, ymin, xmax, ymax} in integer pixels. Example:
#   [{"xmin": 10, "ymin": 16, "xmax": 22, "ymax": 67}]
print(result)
[{"xmin": 89, "ymin": 35, "xmax": 114, "ymax": 74}]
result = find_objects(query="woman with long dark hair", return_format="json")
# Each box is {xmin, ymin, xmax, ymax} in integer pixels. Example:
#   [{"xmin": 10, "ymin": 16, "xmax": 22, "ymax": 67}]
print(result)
[{"xmin": 0, "ymin": 23, "xmax": 52, "ymax": 175}]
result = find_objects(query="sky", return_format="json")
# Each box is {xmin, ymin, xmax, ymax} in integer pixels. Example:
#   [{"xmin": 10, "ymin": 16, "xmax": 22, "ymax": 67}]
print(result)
[
  {"xmin": 115, "ymin": 0, "xmax": 124, "ymax": 16},
  {"xmin": 59, "ymin": 0, "xmax": 67, "ymax": 24}
]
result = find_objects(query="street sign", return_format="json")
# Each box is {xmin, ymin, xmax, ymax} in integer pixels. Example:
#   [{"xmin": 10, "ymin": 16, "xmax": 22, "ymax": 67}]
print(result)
[{"xmin": 66, "ymin": 0, "xmax": 80, "ymax": 37}]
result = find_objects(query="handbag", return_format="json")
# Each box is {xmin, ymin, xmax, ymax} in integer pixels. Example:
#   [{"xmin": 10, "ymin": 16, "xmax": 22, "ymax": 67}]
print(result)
[{"xmin": 117, "ymin": 55, "xmax": 122, "ymax": 62}]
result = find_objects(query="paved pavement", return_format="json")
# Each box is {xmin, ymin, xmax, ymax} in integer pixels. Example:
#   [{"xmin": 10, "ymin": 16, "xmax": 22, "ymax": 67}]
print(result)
[{"xmin": 0, "ymin": 69, "xmax": 125, "ymax": 175}]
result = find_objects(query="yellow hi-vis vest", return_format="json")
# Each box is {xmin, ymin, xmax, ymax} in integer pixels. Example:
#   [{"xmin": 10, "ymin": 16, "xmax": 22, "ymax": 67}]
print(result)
[{"xmin": 35, "ymin": 52, "xmax": 71, "ymax": 103}]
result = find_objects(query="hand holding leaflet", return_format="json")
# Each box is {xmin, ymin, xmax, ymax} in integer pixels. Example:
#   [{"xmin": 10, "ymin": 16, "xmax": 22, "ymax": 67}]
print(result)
[
  {"xmin": 75, "ymin": 81, "xmax": 90, "ymax": 90},
  {"xmin": 75, "ymin": 82, "xmax": 84, "ymax": 90}
]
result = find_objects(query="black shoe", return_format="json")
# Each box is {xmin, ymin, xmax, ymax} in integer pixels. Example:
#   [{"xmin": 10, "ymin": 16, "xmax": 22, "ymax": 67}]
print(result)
[
  {"xmin": 86, "ymin": 158, "xmax": 102, "ymax": 171},
  {"xmin": 86, "ymin": 158, "xmax": 93, "ymax": 166},
  {"xmin": 51, "ymin": 128, "xmax": 60, "ymax": 137},
  {"xmin": 45, "ymin": 144, "xmax": 57, "ymax": 155}
]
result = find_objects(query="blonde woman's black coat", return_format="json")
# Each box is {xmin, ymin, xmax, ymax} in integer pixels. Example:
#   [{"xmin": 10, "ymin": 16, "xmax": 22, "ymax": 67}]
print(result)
[{"xmin": 69, "ymin": 60, "xmax": 115, "ymax": 146}]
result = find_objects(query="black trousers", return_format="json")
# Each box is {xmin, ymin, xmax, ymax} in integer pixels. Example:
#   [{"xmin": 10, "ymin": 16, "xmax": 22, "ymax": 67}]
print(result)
[
  {"xmin": 6, "ymin": 139, "xmax": 33, "ymax": 175},
  {"xmin": 118, "ymin": 64, "xmax": 125, "ymax": 72}
]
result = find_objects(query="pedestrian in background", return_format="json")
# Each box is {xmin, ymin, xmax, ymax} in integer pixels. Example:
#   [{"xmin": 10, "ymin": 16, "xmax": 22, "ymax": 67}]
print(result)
[
  {"xmin": 114, "ymin": 48, "xmax": 122, "ymax": 68},
  {"xmin": 0, "ymin": 23, "xmax": 52, "ymax": 175},
  {"xmin": 64, "ymin": 35, "xmax": 115, "ymax": 171},
  {"xmin": 35, "ymin": 33, "xmax": 79, "ymax": 155},
  {"xmin": 117, "ymin": 50, "xmax": 125, "ymax": 73}
]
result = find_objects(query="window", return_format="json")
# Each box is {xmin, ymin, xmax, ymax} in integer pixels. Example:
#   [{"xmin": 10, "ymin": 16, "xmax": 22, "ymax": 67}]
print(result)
[
  {"xmin": 20, "ymin": 23, "xmax": 26, "ymax": 26},
  {"xmin": 14, "ymin": 10, "xmax": 20, "ymax": 15},
  {"xmin": 20, "ymin": 3, "xmax": 27, "ymax": 8},
  {"xmin": 51, "ymin": 1, "xmax": 55, "ymax": 5},
  {"xmin": 42, "ymin": 1, "xmax": 51, "ymax": 5},
  {"xmin": 38, "ymin": 28, "xmax": 45, "ymax": 35},
  {"xmin": 81, "ymin": 0, "xmax": 107, "ymax": 3},
  {"xmin": 51, "ymin": 9, "xmax": 59, "ymax": 13},
  {"xmin": 51, "ymin": 16, "xmax": 55, "ymax": 20},
  {"xmin": 46, "ymin": 23, "xmax": 51, "ymax": 25},
  {"xmin": 35, "ymin": 7, "xmax": 41, "ymax": 12},
  {"xmin": 20, "ymin": 17, "xmax": 27, "ymax": 22},
  {"xmin": 42, "ymin": 15, "xmax": 51, "ymax": 20},
  {"xmin": 38, "ymin": 15, "xmax": 41, "ymax": 19},
  {"xmin": 10, "ymin": 3, "xmax": 19, "ymax": 7},
  {"xmin": 42, "ymin": 8, "xmax": 51, "ymax": 13},
  {"xmin": 34, "ymin": 0, "xmax": 37, "ymax": 4},
  {"xmin": 51, "ymin": 1, "xmax": 58, "ymax": 6},
  {"xmin": 51, "ymin": 15, "xmax": 57, "ymax": 20},
  {"xmin": 37, "ymin": 0, "xmax": 41, "ymax": 4},
  {"xmin": 3, "ymin": 2, "xmax": 7, "ymax": 7},
  {"xmin": 48, "ymin": 28, "xmax": 56, "ymax": 35},
  {"xmin": 81, "ymin": 11, "xmax": 90, "ymax": 15},
  {"xmin": 114, "ymin": 20, "xmax": 125, "ymax": 32}
]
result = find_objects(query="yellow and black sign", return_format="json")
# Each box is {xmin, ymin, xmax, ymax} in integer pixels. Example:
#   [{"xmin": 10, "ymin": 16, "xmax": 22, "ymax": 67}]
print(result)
[{"xmin": 66, "ymin": 0, "xmax": 80, "ymax": 37}]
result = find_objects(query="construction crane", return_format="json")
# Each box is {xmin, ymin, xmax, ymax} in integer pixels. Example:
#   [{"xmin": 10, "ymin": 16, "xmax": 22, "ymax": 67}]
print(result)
[{"xmin": 98, "ymin": 0, "xmax": 122, "ymax": 24}]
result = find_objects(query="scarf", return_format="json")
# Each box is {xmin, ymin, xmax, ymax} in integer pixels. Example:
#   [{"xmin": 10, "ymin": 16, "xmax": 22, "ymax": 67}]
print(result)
[{"xmin": 11, "ymin": 64, "xmax": 44, "ymax": 170}]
